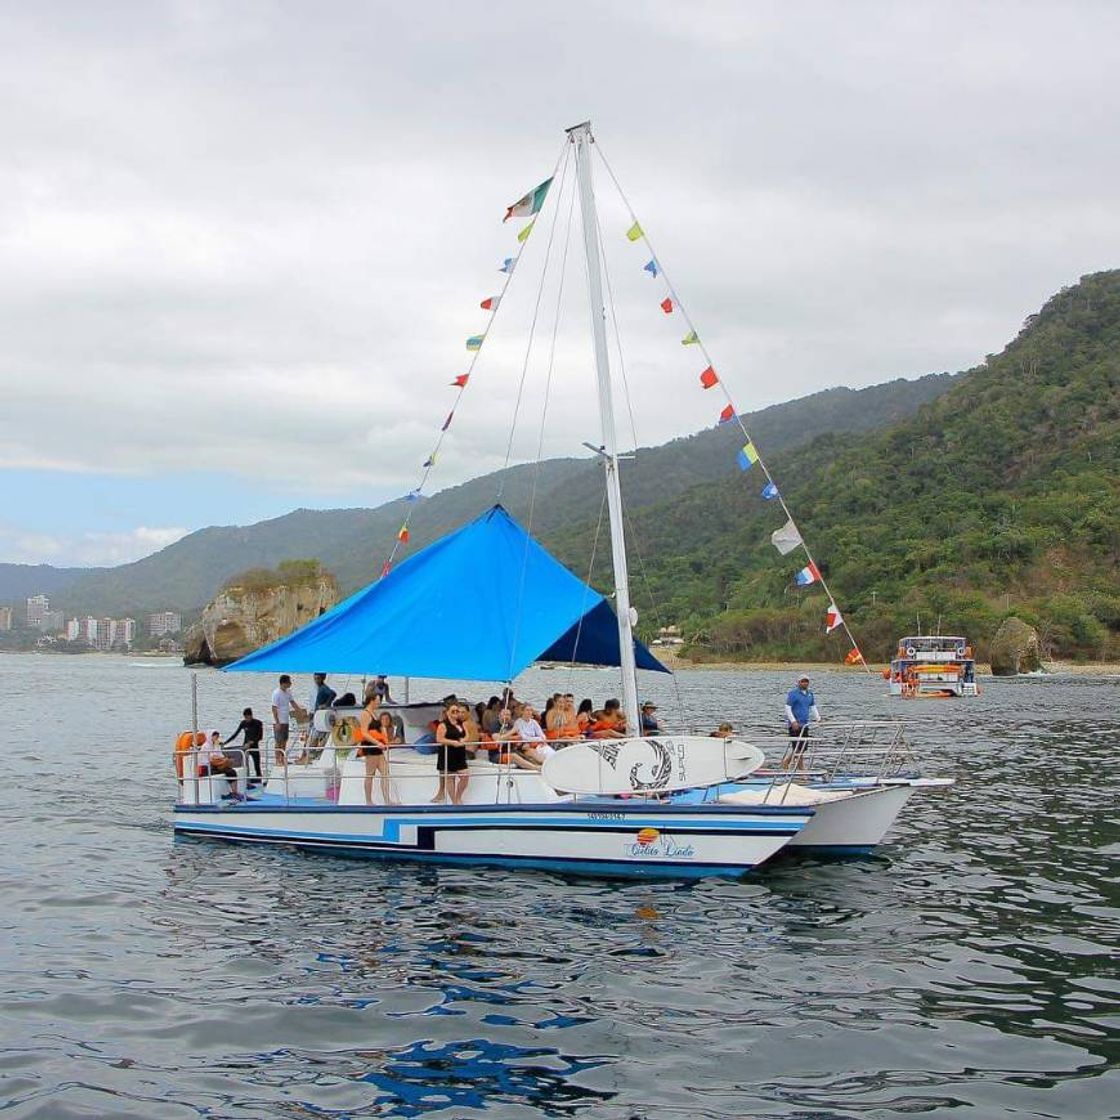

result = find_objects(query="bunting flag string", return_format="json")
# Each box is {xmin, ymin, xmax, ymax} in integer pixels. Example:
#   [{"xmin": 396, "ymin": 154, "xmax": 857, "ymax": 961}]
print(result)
[
  {"xmin": 377, "ymin": 138, "xmax": 570, "ymax": 584},
  {"xmin": 844, "ymin": 647, "xmax": 864, "ymax": 665},
  {"xmin": 607, "ymin": 150, "xmax": 871, "ymax": 672},
  {"xmin": 825, "ymin": 603, "xmax": 843, "ymax": 633}
]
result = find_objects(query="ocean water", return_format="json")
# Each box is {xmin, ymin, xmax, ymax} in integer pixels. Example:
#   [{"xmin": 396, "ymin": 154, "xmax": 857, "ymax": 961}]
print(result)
[{"xmin": 0, "ymin": 653, "xmax": 1117, "ymax": 1119}]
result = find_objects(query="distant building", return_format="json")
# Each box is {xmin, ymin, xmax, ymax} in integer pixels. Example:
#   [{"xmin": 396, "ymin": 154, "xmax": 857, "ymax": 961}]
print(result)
[
  {"xmin": 118, "ymin": 618, "xmax": 136, "ymax": 646},
  {"xmin": 80, "ymin": 616, "xmax": 99, "ymax": 645},
  {"xmin": 98, "ymin": 618, "xmax": 117, "ymax": 651},
  {"xmin": 26, "ymin": 594, "xmax": 50, "ymax": 628},
  {"xmin": 0, "ymin": 606, "xmax": 12, "ymax": 631},
  {"xmin": 149, "ymin": 610, "xmax": 182, "ymax": 636},
  {"xmin": 41, "ymin": 609, "xmax": 64, "ymax": 633},
  {"xmin": 65, "ymin": 618, "xmax": 80, "ymax": 641},
  {"xmin": 652, "ymin": 625, "xmax": 685, "ymax": 647}
]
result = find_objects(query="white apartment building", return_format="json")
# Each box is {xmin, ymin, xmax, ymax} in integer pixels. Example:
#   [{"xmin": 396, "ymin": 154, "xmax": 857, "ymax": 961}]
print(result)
[
  {"xmin": 0, "ymin": 606, "xmax": 13, "ymax": 631},
  {"xmin": 65, "ymin": 618, "xmax": 80, "ymax": 641},
  {"xmin": 149, "ymin": 610, "xmax": 182, "ymax": 636},
  {"xmin": 26, "ymin": 594, "xmax": 50, "ymax": 627}
]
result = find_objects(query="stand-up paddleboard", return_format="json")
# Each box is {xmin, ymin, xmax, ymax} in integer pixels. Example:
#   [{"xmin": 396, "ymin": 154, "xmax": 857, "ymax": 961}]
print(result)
[{"xmin": 541, "ymin": 736, "xmax": 765, "ymax": 796}]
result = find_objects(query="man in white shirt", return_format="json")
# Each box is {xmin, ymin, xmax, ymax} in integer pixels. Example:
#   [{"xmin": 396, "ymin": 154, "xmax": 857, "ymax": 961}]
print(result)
[{"xmin": 270, "ymin": 674, "xmax": 306, "ymax": 766}]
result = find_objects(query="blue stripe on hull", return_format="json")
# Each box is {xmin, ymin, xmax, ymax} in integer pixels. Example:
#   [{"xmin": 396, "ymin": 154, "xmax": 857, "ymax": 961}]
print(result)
[{"xmin": 173, "ymin": 829, "xmax": 759, "ymax": 880}]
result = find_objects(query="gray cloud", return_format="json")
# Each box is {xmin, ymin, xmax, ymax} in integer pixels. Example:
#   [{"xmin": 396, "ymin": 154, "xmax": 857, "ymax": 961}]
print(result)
[{"xmin": 1, "ymin": 0, "xmax": 1118, "ymax": 554}]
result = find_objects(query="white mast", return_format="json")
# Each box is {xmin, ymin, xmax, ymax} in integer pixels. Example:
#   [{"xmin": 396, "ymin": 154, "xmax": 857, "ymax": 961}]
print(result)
[{"xmin": 568, "ymin": 121, "xmax": 641, "ymax": 737}]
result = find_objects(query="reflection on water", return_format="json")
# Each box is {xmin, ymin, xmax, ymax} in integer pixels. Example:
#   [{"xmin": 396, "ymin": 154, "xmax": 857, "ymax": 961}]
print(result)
[{"xmin": 0, "ymin": 655, "xmax": 1117, "ymax": 1118}]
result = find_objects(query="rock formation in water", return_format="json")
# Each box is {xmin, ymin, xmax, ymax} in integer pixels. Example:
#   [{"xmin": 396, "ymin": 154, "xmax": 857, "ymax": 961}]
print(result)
[
  {"xmin": 989, "ymin": 616, "xmax": 1043, "ymax": 676},
  {"xmin": 183, "ymin": 561, "xmax": 338, "ymax": 667}
]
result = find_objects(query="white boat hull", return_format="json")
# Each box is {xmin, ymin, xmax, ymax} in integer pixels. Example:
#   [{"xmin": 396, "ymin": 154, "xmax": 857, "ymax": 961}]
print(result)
[{"xmin": 172, "ymin": 800, "xmax": 813, "ymax": 879}]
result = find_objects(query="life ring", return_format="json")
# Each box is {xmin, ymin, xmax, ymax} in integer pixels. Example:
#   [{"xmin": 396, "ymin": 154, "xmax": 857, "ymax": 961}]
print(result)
[
  {"xmin": 905, "ymin": 645, "xmax": 916, "ymax": 657},
  {"xmin": 331, "ymin": 717, "xmax": 357, "ymax": 747}
]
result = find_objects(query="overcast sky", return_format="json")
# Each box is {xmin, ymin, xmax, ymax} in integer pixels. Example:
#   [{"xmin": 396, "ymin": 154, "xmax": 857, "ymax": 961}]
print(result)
[{"xmin": 2, "ymin": 1, "xmax": 1118, "ymax": 567}]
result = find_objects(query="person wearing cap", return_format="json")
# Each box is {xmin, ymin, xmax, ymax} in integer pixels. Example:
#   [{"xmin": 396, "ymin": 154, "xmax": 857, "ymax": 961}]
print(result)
[
  {"xmin": 640, "ymin": 701, "xmax": 662, "ymax": 734},
  {"xmin": 782, "ymin": 674, "xmax": 820, "ymax": 770}
]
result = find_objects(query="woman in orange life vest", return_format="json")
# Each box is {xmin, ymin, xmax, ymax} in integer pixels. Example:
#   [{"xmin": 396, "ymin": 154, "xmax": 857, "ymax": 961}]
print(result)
[{"xmin": 354, "ymin": 693, "xmax": 398, "ymax": 806}]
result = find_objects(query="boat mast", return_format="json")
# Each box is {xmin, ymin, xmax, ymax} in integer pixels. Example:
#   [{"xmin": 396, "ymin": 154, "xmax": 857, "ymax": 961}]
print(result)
[{"xmin": 568, "ymin": 121, "xmax": 641, "ymax": 737}]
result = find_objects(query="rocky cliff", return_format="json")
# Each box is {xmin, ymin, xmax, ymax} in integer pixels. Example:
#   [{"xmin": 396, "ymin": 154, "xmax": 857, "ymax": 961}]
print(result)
[{"xmin": 184, "ymin": 566, "xmax": 339, "ymax": 667}]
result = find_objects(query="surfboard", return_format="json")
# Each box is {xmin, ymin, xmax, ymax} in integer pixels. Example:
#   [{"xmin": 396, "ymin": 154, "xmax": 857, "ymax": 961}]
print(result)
[{"xmin": 541, "ymin": 736, "xmax": 765, "ymax": 796}]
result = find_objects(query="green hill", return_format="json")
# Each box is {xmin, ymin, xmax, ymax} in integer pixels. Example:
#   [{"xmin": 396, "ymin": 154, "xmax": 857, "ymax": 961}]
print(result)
[
  {"xmin": 584, "ymin": 270, "xmax": 1120, "ymax": 663},
  {"xmin": 37, "ymin": 372, "xmax": 952, "ymax": 615}
]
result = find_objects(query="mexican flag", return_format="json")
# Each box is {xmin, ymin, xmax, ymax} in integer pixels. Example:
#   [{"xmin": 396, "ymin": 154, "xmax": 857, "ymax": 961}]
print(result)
[{"xmin": 504, "ymin": 177, "xmax": 553, "ymax": 222}]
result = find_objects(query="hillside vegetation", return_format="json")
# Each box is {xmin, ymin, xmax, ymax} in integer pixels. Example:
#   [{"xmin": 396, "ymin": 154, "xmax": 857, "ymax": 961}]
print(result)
[
  {"xmin": 585, "ymin": 270, "xmax": 1120, "ymax": 662},
  {"xmin": 29, "ymin": 373, "xmax": 951, "ymax": 615}
]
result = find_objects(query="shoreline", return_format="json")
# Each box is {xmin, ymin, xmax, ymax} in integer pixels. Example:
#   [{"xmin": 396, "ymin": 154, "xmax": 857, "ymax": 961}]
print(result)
[{"xmin": 654, "ymin": 649, "xmax": 1120, "ymax": 676}]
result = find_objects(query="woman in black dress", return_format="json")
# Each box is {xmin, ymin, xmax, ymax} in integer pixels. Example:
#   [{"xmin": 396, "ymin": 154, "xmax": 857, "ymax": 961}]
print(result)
[{"xmin": 434, "ymin": 702, "xmax": 470, "ymax": 805}]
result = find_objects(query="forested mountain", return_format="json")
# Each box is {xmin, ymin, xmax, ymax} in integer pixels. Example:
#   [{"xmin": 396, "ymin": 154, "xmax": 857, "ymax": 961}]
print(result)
[
  {"xmin": 10, "ymin": 372, "xmax": 952, "ymax": 615},
  {"xmin": 575, "ymin": 270, "xmax": 1120, "ymax": 662}
]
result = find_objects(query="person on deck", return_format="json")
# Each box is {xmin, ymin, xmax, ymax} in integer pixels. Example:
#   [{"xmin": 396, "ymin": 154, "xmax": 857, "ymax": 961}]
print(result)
[
  {"xmin": 355, "ymin": 692, "xmax": 397, "ymax": 806},
  {"xmin": 306, "ymin": 673, "xmax": 337, "ymax": 753},
  {"xmin": 271, "ymin": 675, "xmax": 305, "ymax": 767},
  {"xmin": 640, "ymin": 701, "xmax": 662, "ymax": 734},
  {"xmin": 782, "ymin": 674, "xmax": 821, "ymax": 771},
  {"xmin": 434, "ymin": 702, "xmax": 471, "ymax": 805},
  {"xmin": 202, "ymin": 729, "xmax": 244, "ymax": 800},
  {"xmin": 223, "ymin": 707, "xmax": 264, "ymax": 785}
]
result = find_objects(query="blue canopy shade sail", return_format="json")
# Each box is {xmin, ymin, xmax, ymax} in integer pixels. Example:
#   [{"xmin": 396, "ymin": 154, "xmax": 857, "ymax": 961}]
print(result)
[{"xmin": 225, "ymin": 505, "xmax": 668, "ymax": 681}]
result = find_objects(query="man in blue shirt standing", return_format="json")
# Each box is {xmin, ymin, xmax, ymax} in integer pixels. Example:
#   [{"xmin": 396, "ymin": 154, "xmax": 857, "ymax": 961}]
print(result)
[{"xmin": 782, "ymin": 674, "xmax": 820, "ymax": 770}]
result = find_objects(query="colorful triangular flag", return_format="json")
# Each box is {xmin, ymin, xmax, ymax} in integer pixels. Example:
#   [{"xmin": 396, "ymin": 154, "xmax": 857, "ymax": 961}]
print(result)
[
  {"xmin": 761, "ymin": 482, "xmax": 779, "ymax": 501},
  {"xmin": 660, "ymin": 297, "xmax": 673, "ymax": 314},
  {"xmin": 699, "ymin": 366, "xmax": 719, "ymax": 389},
  {"xmin": 795, "ymin": 561, "xmax": 822, "ymax": 587},
  {"xmin": 736, "ymin": 441, "xmax": 759, "ymax": 471},
  {"xmin": 844, "ymin": 647, "xmax": 864, "ymax": 665},
  {"xmin": 441, "ymin": 412, "xmax": 454, "ymax": 432},
  {"xmin": 422, "ymin": 453, "xmax": 436, "ymax": 469},
  {"xmin": 397, "ymin": 526, "xmax": 410, "ymax": 543},
  {"xmin": 771, "ymin": 518, "xmax": 802, "ymax": 555},
  {"xmin": 452, "ymin": 374, "xmax": 469, "ymax": 387},
  {"xmin": 682, "ymin": 330, "xmax": 699, "ymax": 345},
  {"xmin": 480, "ymin": 296, "xmax": 500, "ymax": 311},
  {"xmin": 826, "ymin": 603, "xmax": 844, "ymax": 633},
  {"xmin": 380, "ymin": 560, "xmax": 391, "ymax": 578},
  {"xmin": 466, "ymin": 335, "xmax": 485, "ymax": 351},
  {"xmin": 403, "ymin": 490, "xmax": 421, "ymax": 503},
  {"xmin": 504, "ymin": 176, "xmax": 553, "ymax": 223},
  {"xmin": 626, "ymin": 221, "xmax": 643, "ymax": 242},
  {"xmin": 643, "ymin": 259, "xmax": 659, "ymax": 278},
  {"xmin": 499, "ymin": 257, "xmax": 516, "ymax": 274},
  {"xmin": 517, "ymin": 220, "xmax": 535, "ymax": 243},
  {"xmin": 718, "ymin": 404, "xmax": 735, "ymax": 424}
]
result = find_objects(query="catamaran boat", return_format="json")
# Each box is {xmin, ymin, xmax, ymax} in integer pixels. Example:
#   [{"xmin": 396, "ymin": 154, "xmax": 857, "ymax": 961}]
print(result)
[
  {"xmin": 173, "ymin": 121, "xmax": 950, "ymax": 877},
  {"xmin": 887, "ymin": 635, "xmax": 979, "ymax": 698}
]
